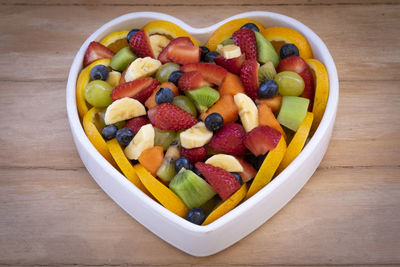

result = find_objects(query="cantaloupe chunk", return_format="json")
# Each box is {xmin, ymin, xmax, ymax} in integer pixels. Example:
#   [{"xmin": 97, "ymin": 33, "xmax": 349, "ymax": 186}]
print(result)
[
  {"xmin": 200, "ymin": 94, "xmax": 238, "ymax": 124},
  {"xmin": 256, "ymin": 95, "xmax": 282, "ymax": 114},
  {"xmin": 258, "ymin": 103, "xmax": 286, "ymax": 139},
  {"xmin": 138, "ymin": 146, "xmax": 164, "ymax": 176},
  {"xmin": 218, "ymin": 72, "xmax": 245, "ymax": 96},
  {"xmin": 145, "ymin": 82, "xmax": 179, "ymax": 109}
]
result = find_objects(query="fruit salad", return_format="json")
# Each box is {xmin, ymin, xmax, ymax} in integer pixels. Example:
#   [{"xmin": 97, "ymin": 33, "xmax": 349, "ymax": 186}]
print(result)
[{"xmin": 76, "ymin": 19, "xmax": 329, "ymax": 226}]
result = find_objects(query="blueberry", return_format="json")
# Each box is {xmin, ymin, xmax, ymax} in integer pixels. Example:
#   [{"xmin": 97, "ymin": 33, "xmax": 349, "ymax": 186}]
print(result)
[
  {"xmin": 116, "ymin": 128, "xmax": 134, "ymax": 146},
  {"xmin": 186, "ymin": 207, "xmax": 206, "ymax": 225},
  {"xmin": 155, "ymin": 87, "xmax": 174, "ymax": 104},
  {"xmin": 90, "ymin": 65, "xmax": 109, "ymax": 81},
  {"xmin": 258, "ymin": 80, "xmax": 279, "ymax": 98},
  {"xmin": 199, "ymin": 46, "xmax": 210, "ymax": 61},
  {"xmin": 241, "ymin": 23, "xmax": 260, "ymax": 32},
  {"xmin": 231, "ymin": 172, "xmax": 243, "ymax": 185},
  {"xmin": 280, "ymin": 44, "xmax": 299, "ymax": 59},
  {"xmin": 205, "ymin": 113, "xmax": 224, "ymax": 132},
  {"xmin": 101, "ymin": 125, "xmax": 118, "ymax": 141},
  {"xmin": 168, "ymin": 70, "xmax": 184, "ymax": 86},
  {"xmin": 127, "ymin": 28, "xmax": 140, "ymax": 42},
  {"xmin": 175, "ymin": 156, "xmax": 193, "ymax": 172},
  {"xmin": 204, "ymin": 51, "xmax": 219, "ymax": 63}
]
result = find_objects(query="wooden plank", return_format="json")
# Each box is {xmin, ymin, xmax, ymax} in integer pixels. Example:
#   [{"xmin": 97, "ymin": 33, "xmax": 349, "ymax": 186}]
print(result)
[
  {"xmin": 0, "ymin": 5, "xmax": 399, "ymax": 82},
  {"xmin": 0, "ymin": 166, "xmax": 399, "ymax": 265}
]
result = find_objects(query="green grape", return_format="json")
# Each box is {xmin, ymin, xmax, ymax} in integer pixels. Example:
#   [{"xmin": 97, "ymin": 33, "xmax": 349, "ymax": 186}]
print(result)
[
  {"xmin": 84, "ymin": 80, "xmax": 113, "ymax": 107},
  {"xmin": 156, "ymin": 62, "xmax": 180, "ymax": 83},
  {"xmin": 96, "ymin": 108, "xmax": 125, "ymax": 132},
  {"xmin": 274, "ymin": 71, "xmax": 305, "ymax": 96},
  {"xmin": 154, "ymin": 128, "xmax": 176, "ymax": 151},
  {"xmin": 172, "ymin": 95, "xmax": 198, "ymax": 117}
]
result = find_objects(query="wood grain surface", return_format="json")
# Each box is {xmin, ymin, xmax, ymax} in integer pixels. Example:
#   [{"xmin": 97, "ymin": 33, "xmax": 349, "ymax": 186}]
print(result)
[{"xmin": 0, "ymin": 0, "xmax": 399, "ymax": 266}]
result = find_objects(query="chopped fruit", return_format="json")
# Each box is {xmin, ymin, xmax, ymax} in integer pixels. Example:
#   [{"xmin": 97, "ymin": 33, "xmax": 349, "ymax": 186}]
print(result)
[
  {"xmin": 195, "ymin": 162, "xmax": 241, "ymax": 200},
  {"xmin": 157, "ymin": 143, "xmax": 180, "ymax": 182},
  {"xmin": 185, "ymin": 86, "xmax": 220, "ymax": 113},
  {"xmin": 254, "ymin": 31, "xmax": 279, "ymax": 67},
  {"xmin": 199, "ymin": 46, "xmax": 210, "ymax": 61},
  {"xmin": 202, "ymin": 184, "xmax": 247, "ymax": 225},
  {"xmin": 232, "ymin": 29, "xmax": 258, "ymax": 60},
  {"xmin": 178, "ymin": 71, "xmax": 206, "ymax": 91},
  {"xmin": 299, "ymin": 68, "xmax": 315, "ymax": 111},
  {"xmin": 168, "ymin": 45, "xmax": 200, "ymax": 65},
  {"xmin": 83, "ymin": 41, "xmax": 115, "ymax": 67},
  {"xmin": 170, "ymin": 168, "xmax": 216, "ymax": 209},
  {"xmin": 175, "ymin": 157, "xmax": 193, "ymax": 172},
  {"xmin": 124, "ymin": 124, "xmax": 155, "ymax": 160},
  {"xmin": 124, "ymin": 57, "xmax": 161, "ymax": 82},
  {"xmin": 101, "ymin": 125, "xmax": 118, "ymax": 141},
  {"xmin": 218, "ymin": 72, "xmax": 245, "ymax": 96},
  {"xmin": 205, "ymin": 154, "xmax": 243, "ymax": 172},
  {"xmin": 110, "ymin": 46, "xmax": 137, "ymax": 72},
  {"xmin": 257, "ymin": 103, "xmax": 286, "ymax": 138},
  {"xmin": 151, "ymin": 103, "xmax": 198, "ymax": 131},
  {"xmin": 234, "ymin": 93, "xmax": 259, "ymax": 133},
  {"xmin": 258, "ymin": 80, "xmax": 279, "ymax": 99},
  {"xmin": 156, "ymin": 62, "xmax": 180, "ymax": 83},
  {"xmin": 134, "ymin": 164, "xmax": 188, "ymax": 217},
  {"xmin": 235, "ymin": 157, "xmax": 257, "ymax": 183},
  {"xmin": 116, "ymin": 128, "xmax": 134, "ymax": 146},
  {"xmin": 240, "ymin": 59, "xmax": 259, "ymax": 100},
  {"xmin": 245, "ymin": 137, "xmax": 287, "ymax": 200},
  {"xmin": 216, "ymin": 44, "xmax": 241, "ymax": 59},
  {"xmin": 138, "ymin": 146, "xmax": 164, "ymax": 176},
  {"xmin": 241, "ymin": 22, "xmax": 260, "ymax": 32},
  {"xmin": 154, "ymin": 128, "xmax": 176, "ymax": 151},
  {"xmin": 158, "ymin": 37, "xmax": 194, "ymax": 63},
  {"xmin": 124, "ymin": 116, "xmax": 149, "ymax": 135},
  {"xmin": 149, "ymin": 34, "xmax": 171, "ymax": 58},
  {"xmin": 84, "ymin": 80, "xmax": 113, "ymax": 108},
  {"xmin": 127, "ymin": 29, "xmax": 140, "ymax": 42},
  {"xmin": 256, "ymin": 95, "xmax": 282, "ymax": 114},
  {"xmin": 277, "ymin": 96, "xmax": 309, "ymax": 131},
  {"xmin": 244, "ymin": 125, "xmax": 282, "ymax": 156},
  {"xmin": 209, "ymin": 123, "xmax": 247, "ymax": 156},
  {"xmin": 200, "ymin": 94, "xmax": 239, "ymax": 125},
  {"xmin": 186, "ymin": 207, "xmax": 206, "ymax": 225},
  {"xmin": 204, "ymin": 113, "xmax": 224, "ymax": 132},
  {"xmin": 145, "ymin": 82, "xmax": 179, "ymax": 109},
  {"xmin": 180, "ymin": 146, "xmax": 207, "ymax": 163},
  {"xmin": 275, "ymin": 71, "xmax": 305, "ymax": 96},
  {"xmin": 90, "ymin": 64, "xmax": 109, "ymax": 81},
  {"xmin": 214, "ymin": 54, "xmax": 245, "ymax": 75},
  {"xmin": 155, "ymin": 87, "xmax": 175, "ymax": 104},
  {"xmin": 143, "ymin": 20, "xmax": 199, "ymax": 46},
  {"xmin": 203, "ymin": 51, "xmax": 219, "ymax": 63},
  {"xmin": 232, "ymin": 172, "xmax": 243, "ymax": 185},
  {"xmin": 104, "ymin": 97, "xmax": 146, "ymax": 125},
  {"xmin": 180, "ymin": 122, "xmax": 213, "ymax": 149},
  {"xmin": 171, "ymin": 95, "xmax": 197, "ymax": 117},
  {"xmin": 280, "ymin": 43, "xmax": 300, "ymax": 59},
  {"xmin": 258, "ymin": 61, "xmax": 277, "ymax": 84},
  {"xmin": 106, "ymin": 71, "xmax": 121, "ymax": 88},
  {"xmin": 181, "ymin": 63, "xmax": 227, "ymax": 86},
  {"xmin": 100, "ymin": 30, "xmax": 129, "ymax": 53},
  {"xmin": 111, "ymin": 77, "xmax": 160, "ymax": 103},
  {"xmin": 168, "ymin": 70, "xmax": 184, "ymax": 86},
  {"xmin": 129, "ymin": 29, "xmax": 154, "ymax": 58}
]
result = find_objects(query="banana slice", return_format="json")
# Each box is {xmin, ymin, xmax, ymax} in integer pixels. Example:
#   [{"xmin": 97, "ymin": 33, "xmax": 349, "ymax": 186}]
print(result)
[
  {"xmin": 124, "ymin": 57, "xmax": 162, "ymax": 82},
  {"xmin": 106, "ymin": 70, "xmax": 121, "ymax": 88},
  {"xmin": 104, "ymin": 97, "xmax": 146, "ymax": 125},
  {"xmin": 216, "ymin": 44, "xmax": 241, "ymax": 59},
  {"xmin": 180, "ymin": 122, "xmax": 213, "ymax": 149},
  {"xmin": 124, "ymin": 124, "xmax": 155, "ymax": 160},
  {"xmin": 234, "ymin": 93, "xmax": 259, "ymax": 132},
  {"xmin": 149, "ymin": 34, "xmax": 171, "ymax": 58},
  {"xmin": 205, "ymin": 154, "xmax": 244, "ymax": 172}
]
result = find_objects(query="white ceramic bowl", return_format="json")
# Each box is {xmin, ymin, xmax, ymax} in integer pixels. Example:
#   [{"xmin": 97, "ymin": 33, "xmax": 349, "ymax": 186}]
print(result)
[{"xmin": 66, "ymin": 11, "xmax": 339, "ymax": 256}]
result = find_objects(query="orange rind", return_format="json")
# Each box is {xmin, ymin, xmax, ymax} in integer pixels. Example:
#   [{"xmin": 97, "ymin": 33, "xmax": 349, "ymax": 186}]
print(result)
[
  {"xmin": 100, "ymin": 30, "xmax": 129, "ymax": 53},
  {"xmin": 143, "ymin": 20, "xmax": 199, "ymax": 46}
]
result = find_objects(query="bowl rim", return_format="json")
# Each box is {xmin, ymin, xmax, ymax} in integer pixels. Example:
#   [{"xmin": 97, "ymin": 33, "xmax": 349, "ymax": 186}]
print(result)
[{"xmin": 66, "ymin": 11, "xmax": 339, "ymax": 234}]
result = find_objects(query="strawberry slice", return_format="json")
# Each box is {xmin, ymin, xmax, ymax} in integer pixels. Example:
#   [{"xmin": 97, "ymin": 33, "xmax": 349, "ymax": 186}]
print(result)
[
  {"xmin": 151, "ymin": 103, "xmax": 198, "ymax": 131},
  {"xmin": 124, "ymin": 116, "xmax": 149, "ymax": 135},
  {"xmin": 195, "ymin": 162, "xmax": 241, "ymax": 200},
  {"xmin": 240, "ymin": 59, "xmax": 259, "ymax": 100},
  {"xmin": 181, "ymin": 63, "xmax": 227, "ymax": 86},
  {"xmin": 83, "ymin": 41, "xmax": 115, "ymax": 67},
  {"xmin": 243, "ymin": 125, "xmax": 282, "ymax": 156},
  {"xmin": 180, "ymin": 146, "xmax": 207, "ymax": 163},
  {"xmin": 178, "ymin": 71, "xmax": 207, "ymax": 91},
  {"xmin": 158, "ymin": 37, "xmax": 194, "ymax": 63},
  {"xmin": 235, "ymin": 157, "xmax": 257, "ymax": 183},
  {"xmin": 111, "ymin": 77, "xmax": 160, "ymax": 103},
  {"xmin": 168, "ymin": 45, "xmax": 200, "ymax": 65},
  {"xmin": 232, "ymin": 29, "xmax": 257, "ymax": 60},
  {"xmin": 129, "ymin": 29, "xmax": 154, "ymax": 58},
  {"xmin": 209, "ymin": 123, "xmax": 247, "ymax": 156},
  {"xmin": 214, "ymin": 54, "xmax": 245, "ymax": 75}
]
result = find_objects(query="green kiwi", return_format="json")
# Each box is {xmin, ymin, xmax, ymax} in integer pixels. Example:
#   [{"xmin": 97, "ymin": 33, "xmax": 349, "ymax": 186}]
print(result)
[
  {"xmin": 110, "ymin": 47, "xmax": 137, "ymax": 71},
  {"xmin": 254, "ymin": 31, "xmax": 279, "ymax": 67},
  {"xmin": 156, "ymin": 143, "xmax": 180, "ymax": 182},
  {"xmin": 258, "ymin": 61, "xmax": 277, "ymax": 84},
  {"xmin": 169, "ymin": 168, "xmax": 216, "ymax": 209},
  {"xmin": 185, "ymin": 86, "xmax": 220, "ymax": 113},
  {"xmin": 154, "ymin": 128, "xmax": 176, "ymax": 151}
]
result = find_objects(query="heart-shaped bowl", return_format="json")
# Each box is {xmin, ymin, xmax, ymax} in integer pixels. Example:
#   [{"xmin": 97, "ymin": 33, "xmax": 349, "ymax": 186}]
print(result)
[{"xmin": 66, "ymin": 11, "xmax": 338, "ymax": 256}]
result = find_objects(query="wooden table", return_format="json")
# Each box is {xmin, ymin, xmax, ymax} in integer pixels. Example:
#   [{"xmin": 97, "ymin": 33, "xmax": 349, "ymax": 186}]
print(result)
[{"xmin": 1, "ymin": 0, "xmax": 399, "ymax": 265}]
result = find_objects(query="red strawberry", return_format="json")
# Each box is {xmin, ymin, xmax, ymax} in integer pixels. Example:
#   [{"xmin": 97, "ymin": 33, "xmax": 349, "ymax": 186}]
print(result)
[
  {"xmin": 181, "ymin": 63, "xmax": 227, "ymax": 86},
  {"xmin": 214, "ymin": 54, "xmax": 245, "ymax": 75},
  {"xmin": 129, "ymin": 29, "xmax": 154, "ymax": 58},
  {"xmin": 299, "ymin": 68, "xmax": 315, "ymax": 111},
  {"xmin": 168, "ymin": 45, "xmax": 200, "ymax": 65},
  {"xmin": 209, "ymin": 123, "xmax": 247, "ymax": 155},
  {"xmin": 240, "ymin": 59, "xmax": 259, "ymax": 100},
  {"xmin": 180, "ymin": 146, "xmax": 207, "ymax": 163},
  {"xmin": 111, "ymin": 77, "xmax": 160, "ymax": 103},
  {"xmin": 244, "ymin": 125, "xmax": 282, "ymax": 156},
  {"xmin": 178, "ymin": 71, "xmax": 206, "ymax": 91},
  {"xmin": 158, "ymin": 37, "xmax": 194, "ymax": 63},
  {"xmin": 83, "ymin": 41, "xmax": 115, "ymax": 67},
  {"xmin": 232, "ymin": 29, "xmax": 257, "ymax": 60},
  {"xmin": 195, "ymin": 162, "xmax": 241, "ymax": 200},
  {"xmin": 147, "ymin": 107, "xmax": 157, "ymax": 125},
  {"xmin": 235, "ymin": 157, "xmax": 257, "ymax": 183},
  {"xmin": 151, "ymin": 103, "xmax": 198, "ymax": 131},
  {"xmin": 124, "ymin": 116, "xmax": 149, "ymax": 135}
]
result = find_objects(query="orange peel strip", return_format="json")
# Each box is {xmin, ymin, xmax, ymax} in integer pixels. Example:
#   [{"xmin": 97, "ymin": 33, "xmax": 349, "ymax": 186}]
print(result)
[
  {"xmin": 202, "ymin": 184, "xmax": 247, "ymax": 226},
  {"xmin": 143, "ymin": 20, "xmax": 199, "ymax": 46},
  {"xmin": 245, "ymin": 137, "xmax": 287, "ymax": 200},
  {"xmin": 100, "ymin": 30, "xmax": 129, "ymax": 53},
  {"xmin": 133, "ymin": 164, "xmax": 188, "ymax": 217},
  {"xmin": 276, "ymin": 112, "xmax": 313, "ymax": 174}
]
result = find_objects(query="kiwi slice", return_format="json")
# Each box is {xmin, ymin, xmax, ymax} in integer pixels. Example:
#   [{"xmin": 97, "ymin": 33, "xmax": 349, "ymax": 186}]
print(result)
[
  {"xmin": 185, "ymin": 86, "xmax": 220, "ymax": 113},
  {"xmin": 254, "ymin": 31, "xmax": 279, "ymax": 67},
  {"xmin": 154, "ymin": 128, "xmax": 176, "ymax": 151},
  {"xmin": 157, "ymin": 144, "xmax": 180, "ymax": 182},
  {"xmin": 277, "ymin": 96, "xmax": 310, "ymax": 131},
  {"xmin": 110, "ymin": 47, "xmax": 137, "ymax": 72},
  {"xmin": 258, "ymin": 61, "xmax": 277, "ymax": 84},
  {"xmin": 169, "ymin": 168, "xmax": 216, "ymax": 209}
]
